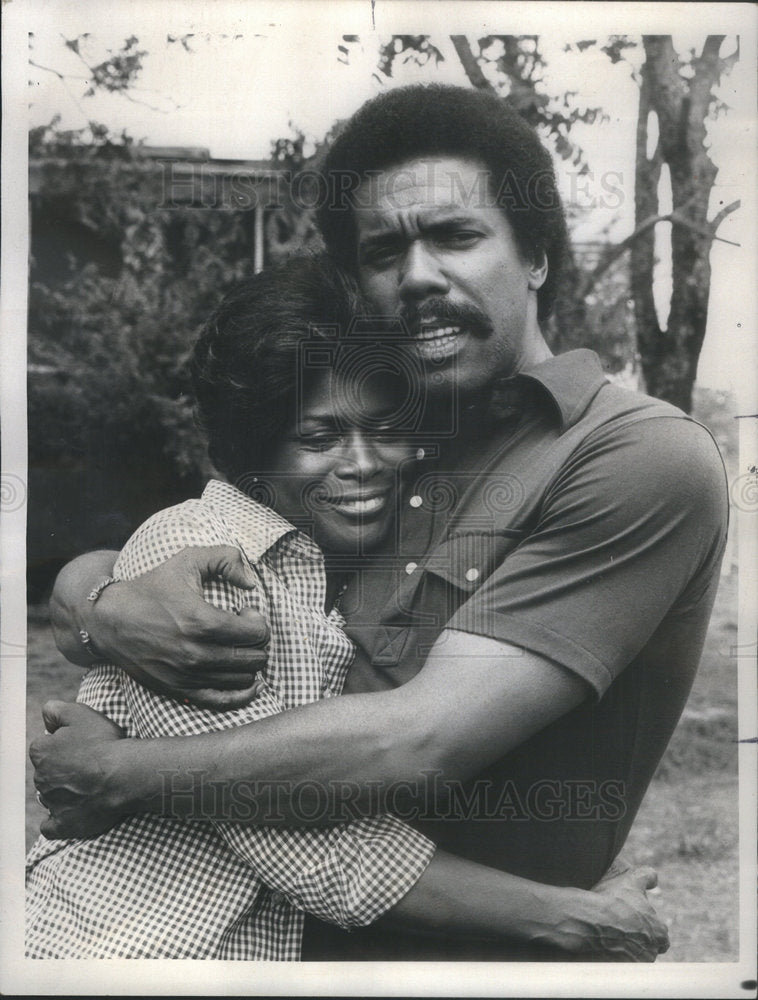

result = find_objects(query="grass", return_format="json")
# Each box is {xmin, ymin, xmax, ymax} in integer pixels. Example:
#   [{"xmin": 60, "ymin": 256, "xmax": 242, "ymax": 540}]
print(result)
[
  {"xmin": 24, "ymin": 564, "xmax": 740, "ymax": 962},
  {"xmin": 618, "ymin": 565, "xmax": 741, "ymax": 963}
]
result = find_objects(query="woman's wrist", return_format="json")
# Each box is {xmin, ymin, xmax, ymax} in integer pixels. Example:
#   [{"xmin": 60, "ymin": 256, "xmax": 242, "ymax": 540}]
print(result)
[
  {"xmin": 80, "ymin": 579, "xmax": 123, "ymax": 663},
  {"xmin": 389, "ymin": 850, "xmax": 605, "ymax": 952},
  {"xmin": 50, "ymin": 551, "xmax": 119, "ymax": 666}
]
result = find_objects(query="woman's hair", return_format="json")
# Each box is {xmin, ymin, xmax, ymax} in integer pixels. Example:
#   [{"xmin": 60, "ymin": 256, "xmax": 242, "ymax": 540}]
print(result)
[
  {"xmin": 317, "ymin": 83, "xmax": 569, "ymax": 321},
  {"xmin": 191, "ymin": 254, "xmax": 361, "ymax": 483}
]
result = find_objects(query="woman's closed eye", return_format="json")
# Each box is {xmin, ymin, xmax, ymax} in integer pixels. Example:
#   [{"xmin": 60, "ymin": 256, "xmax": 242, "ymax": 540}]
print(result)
[
  {"xmin": 368, "ymin": 423, "xmax": 403, "ymax": 443},
  {"xmin": 298, "ymin": 431, "xmax": 345, "ymax": 451}
]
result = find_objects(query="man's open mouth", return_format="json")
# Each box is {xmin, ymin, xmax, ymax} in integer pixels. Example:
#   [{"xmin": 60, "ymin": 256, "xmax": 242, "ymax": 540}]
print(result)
[{"xmin": 412, "ymin": 323, "xmax": 465, "ymax": 361}]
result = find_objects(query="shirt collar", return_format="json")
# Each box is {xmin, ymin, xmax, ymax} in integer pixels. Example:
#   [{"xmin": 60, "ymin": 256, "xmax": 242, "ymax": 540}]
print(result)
[
  {"xmin": 495, "ymin": 349, "xmax": 608, "ymax": 431},
  {"xmin": 201, "ymin": 479, "xmax": 319, "ymax": 564}
]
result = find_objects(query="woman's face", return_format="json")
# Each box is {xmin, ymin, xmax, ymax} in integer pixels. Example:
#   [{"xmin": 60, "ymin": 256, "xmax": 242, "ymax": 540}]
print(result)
[{"xmin": 264, "ymin": 370, "xmax": 413, "ymax": 554}]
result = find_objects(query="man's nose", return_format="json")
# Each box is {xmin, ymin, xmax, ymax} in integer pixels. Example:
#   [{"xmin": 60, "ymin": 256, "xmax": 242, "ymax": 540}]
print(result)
[{"xmin": 398, "ymin": 241, "xmax": 449, "ymax": 304}]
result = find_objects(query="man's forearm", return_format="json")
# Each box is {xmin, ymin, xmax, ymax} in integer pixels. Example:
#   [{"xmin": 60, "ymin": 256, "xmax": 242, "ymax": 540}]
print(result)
[
  {"xmin": 35, "ymin": 632, "xmax": 585, "ymax": 838},
  {"xmin": 49, "ymin": 551, "xmax": 119, "ymax": 666},
  {"xmin": 389, "ymin": 852, "xmax": 669, "ymax": 960},
  {"xmin": 105, "ymin": 687, "xmax": 417, "ymax": 824},
  {"xmin": 390, "ymin": 849, "xmax": 585, "ymax": 945},
  {"xmin": 101, "ymin": 636, "xmax": 584, "ymax": 827}
]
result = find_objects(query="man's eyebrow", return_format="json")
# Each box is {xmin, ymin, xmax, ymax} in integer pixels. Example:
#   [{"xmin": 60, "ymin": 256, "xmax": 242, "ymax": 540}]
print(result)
[
  {"xmin": 357, "ymin": 231, "xmax": 401, "ymax": 250},
  {"xmin": 422, "ymin": 210, "xmax": 487, "ymax": 226},
  {"xmin": 358, "ymin": 211, "xmax": 489, "ymax": 243},
  {"xmin": 358, "ymin": 214, "xmax": 488, "ymax": 254}
]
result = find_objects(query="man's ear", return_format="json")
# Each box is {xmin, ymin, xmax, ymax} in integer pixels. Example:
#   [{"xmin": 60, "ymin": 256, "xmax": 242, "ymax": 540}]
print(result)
[{"xmin": 527, "ymin": 252, "xmax": 548, "ymax": 291}]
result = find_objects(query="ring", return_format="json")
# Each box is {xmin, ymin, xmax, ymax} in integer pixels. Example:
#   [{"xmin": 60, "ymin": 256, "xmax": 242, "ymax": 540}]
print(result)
[{"xmin": 35, "ymin": 790, "xmax": 44, "ymax": 807}]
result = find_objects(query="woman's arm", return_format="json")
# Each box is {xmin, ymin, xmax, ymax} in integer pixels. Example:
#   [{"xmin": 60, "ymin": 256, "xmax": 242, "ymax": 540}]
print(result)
[{"xmin": 49, "ymin": 551, "xmax": 119, "ymax": 665}]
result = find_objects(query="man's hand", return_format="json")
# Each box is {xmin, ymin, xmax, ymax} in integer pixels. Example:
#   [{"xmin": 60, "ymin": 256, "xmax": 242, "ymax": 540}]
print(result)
[
  {"xmin": 575, "ymin": 863, "xmax": 670, "ymax": 961},
  {"xmin": 30, "ymin": 701, "xmax": 129, "ymax": 840},
  {"xmin": 52, "ymin": 546, "xmax": 271, "ymax": 709}
]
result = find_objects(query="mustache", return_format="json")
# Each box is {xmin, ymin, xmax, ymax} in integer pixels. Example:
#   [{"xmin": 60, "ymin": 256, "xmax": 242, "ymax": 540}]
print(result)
[{"xmin": 399, "ymin": 298, "xmax": 493, "ymax": 338}]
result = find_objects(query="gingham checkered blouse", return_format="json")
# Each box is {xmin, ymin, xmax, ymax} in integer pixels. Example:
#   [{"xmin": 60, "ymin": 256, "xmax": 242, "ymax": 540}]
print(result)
[{"xmin": 25, "ymin": 480, "xmax": 435, "ymax": 960}]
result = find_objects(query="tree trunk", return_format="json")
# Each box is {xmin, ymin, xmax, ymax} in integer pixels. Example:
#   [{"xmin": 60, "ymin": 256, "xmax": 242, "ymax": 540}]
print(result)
[{"xmin": 633, "ymin": 35, "xmax": 735, "ymax": 412}]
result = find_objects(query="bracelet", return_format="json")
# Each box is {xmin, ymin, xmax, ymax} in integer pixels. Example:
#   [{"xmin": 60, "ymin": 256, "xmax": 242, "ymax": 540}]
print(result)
[
  {"xmin": 87, "ymin": 575, "xmax": 118, "ymax": 604},
  {"xmin": 80, "ymin": 576, "xmax": 118, "ymax": 660},
  {"xmin": 78, "ymin": 628, "xmax": 102, "ymax": 661}
]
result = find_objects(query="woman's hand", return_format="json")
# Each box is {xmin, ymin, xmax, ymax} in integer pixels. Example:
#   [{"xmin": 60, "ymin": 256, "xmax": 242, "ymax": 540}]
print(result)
[{"xmin": 50, "ymin": 546, "xmax": 270, "ymax": 709}]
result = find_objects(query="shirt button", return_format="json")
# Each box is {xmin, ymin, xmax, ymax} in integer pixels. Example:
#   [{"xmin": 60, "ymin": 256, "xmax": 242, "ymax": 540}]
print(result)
[
  {"xmin": 415, "ymin": 448, "xmax": 425, "ymax": 461},
  {"xmin": 405, "ymin": 562, "xmax": 418, "ymax": 575},
  {"xmin": 465, "ymin": 567, "xmax": 480, "ymax": 582},
  {"xmin": 409, "ymin": 495, "xmax": 423, "ymax": 508}
]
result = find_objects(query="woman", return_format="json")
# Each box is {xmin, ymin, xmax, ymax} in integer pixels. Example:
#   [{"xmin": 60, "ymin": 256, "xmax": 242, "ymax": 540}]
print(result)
[{"xmin": 27, "ymin": 256, "xmax": 667, "ymax": 960}]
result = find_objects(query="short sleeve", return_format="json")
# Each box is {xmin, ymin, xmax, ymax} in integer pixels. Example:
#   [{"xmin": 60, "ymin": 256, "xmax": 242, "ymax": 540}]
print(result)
[{"xmin": 448, "ymin": 415, "xmax": 728, "ymax": 696}]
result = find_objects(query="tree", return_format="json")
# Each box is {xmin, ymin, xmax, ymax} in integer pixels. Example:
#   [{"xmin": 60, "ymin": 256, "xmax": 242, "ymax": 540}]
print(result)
[{"xmin": 629, "ymin": 35, "xmax": 739, "ymax": 412}]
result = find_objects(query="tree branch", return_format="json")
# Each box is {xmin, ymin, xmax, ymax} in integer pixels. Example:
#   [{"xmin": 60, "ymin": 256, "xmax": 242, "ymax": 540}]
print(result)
[
  {"xmin": 450, "ymin": 35, "xmax": 493, "ymax": 90},
  {"xmin": 29, "ymin": 60, "xmax": 90, "ymax": 121},
  {"xmin": 30, "ymin": 59, "xmax": 71, "ymax": 81},
  {"xmin": 710, "ymin": 198, "xmax": 740, "ymax": 231},
  {"xmin": 579, "ymin": 202, "xmax": 741, "ymax": 298}
]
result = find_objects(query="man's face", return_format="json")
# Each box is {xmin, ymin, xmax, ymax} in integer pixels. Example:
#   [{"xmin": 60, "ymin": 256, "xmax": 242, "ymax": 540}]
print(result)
[{"xmin": 353, "ymin": 157, "xmax": 547, "ymax": 392}]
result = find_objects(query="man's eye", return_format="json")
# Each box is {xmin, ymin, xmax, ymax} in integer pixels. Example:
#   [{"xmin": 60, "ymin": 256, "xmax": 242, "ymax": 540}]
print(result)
[
  {"xmin": 361, "ymin": 244, "xmax": 401, "ymax": 267},
  {"xmin": 438, "ymin": 231, "xmax": 480, "ymax": 247}
]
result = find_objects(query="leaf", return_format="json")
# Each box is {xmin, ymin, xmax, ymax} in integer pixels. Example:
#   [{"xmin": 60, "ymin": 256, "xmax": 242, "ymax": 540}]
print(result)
[{"xmin": 601, "ymin": 36, "xmax": 637, "ymax": 64}]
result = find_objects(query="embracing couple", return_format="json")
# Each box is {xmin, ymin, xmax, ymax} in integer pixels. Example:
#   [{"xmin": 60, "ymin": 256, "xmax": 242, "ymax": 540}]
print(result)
[{"xmin": 27, "ymin": 84, "xmax": 727, "ymax": 962}]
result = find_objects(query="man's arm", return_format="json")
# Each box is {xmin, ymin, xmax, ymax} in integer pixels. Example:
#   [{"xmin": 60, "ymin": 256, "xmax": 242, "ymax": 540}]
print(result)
[
  {"xmin": 32, "ymin": 691, "xmax": 667, "ymax": 962},
  {"xmin": 49, "ymin": 546, "xmax": 270, "ymax": 707},
  {"xmin": 390, "ymin": 853, "xmax": 668, "ymax": 961},
  {"xmin": 34, "ymin": 668, "xmax": 667, "ymax": 960},
  {"xmin": 32, "ymin": 630, "xmax": 586, "ymax": 833}
]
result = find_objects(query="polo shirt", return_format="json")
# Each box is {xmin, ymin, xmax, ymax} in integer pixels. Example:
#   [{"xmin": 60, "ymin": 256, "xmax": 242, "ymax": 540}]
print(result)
[{"xmin": 302, "ymin": 349, "xmax": 728, "ymax": 961}]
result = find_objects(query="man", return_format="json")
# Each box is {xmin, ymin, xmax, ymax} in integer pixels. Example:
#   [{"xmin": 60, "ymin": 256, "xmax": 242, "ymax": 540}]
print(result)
[{"xmin": 33, "ymin": 85, "xmax": 727, "ymax": 960}]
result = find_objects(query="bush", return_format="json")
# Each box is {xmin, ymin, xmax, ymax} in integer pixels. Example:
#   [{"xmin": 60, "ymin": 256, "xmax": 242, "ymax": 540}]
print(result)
[{"xmin": 28, "ymin": 132, "xmax": 260, "ymax": 593}]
